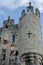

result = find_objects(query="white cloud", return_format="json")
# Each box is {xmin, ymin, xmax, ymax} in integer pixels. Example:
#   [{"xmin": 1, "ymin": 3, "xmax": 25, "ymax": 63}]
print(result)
[
  {"xmin": 0, "ymin": 0, "xmax": 15, "ymax": 9},
  {"xmin": 36, "ymin": 0, "xmax": 43, "ymax": 3},
  {"xmin": 0, "ymin": 0, "xmax": 43, "ymax": 12}
]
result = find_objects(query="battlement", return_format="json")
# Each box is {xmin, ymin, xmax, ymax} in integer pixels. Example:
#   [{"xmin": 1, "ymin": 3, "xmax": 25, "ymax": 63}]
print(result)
[
  {"xmin": 3, "ymin": 16, "xmax": 14, "ymax": 28},
  {"xmin": 20, "ymin": 2, "xmax": 40, "ymax": 20}
]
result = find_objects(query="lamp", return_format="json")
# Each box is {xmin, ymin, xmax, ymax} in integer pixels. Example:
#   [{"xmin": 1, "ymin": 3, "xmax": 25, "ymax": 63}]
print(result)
[
  {"xmin": 3, "ymin": 34, "xmax": 8, "ymax": 45},
  {"xmin": 4, "ymin": 40, "xmax": 8, "ymax": 45}
]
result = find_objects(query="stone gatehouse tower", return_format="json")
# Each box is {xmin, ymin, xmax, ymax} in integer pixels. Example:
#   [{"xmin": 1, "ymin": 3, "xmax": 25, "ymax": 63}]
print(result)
[{"xmin": 0, "ymin": 2, "xmax": 43, "ymax": 65}]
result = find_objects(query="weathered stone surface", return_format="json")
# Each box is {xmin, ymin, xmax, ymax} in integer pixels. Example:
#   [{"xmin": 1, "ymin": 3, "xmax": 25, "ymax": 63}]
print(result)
[{"xmin": 0, "ymin": 3, "xmax": 43, "ymax": 65}]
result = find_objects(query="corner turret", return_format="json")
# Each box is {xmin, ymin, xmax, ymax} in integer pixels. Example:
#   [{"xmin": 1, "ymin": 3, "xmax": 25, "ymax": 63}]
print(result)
[{"xmin": 19, "ymin": 2, "xmax": 40, "ymax": 20}]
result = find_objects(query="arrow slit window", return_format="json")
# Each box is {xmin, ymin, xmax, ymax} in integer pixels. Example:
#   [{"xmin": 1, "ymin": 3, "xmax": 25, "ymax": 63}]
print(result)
[
  {"xmin": 12, "ymin": 35, "xmax": 15, "ymax": 43},
  {"xmin": 0, "ymin": 37, "xmax": 1, "ymax": 43}
]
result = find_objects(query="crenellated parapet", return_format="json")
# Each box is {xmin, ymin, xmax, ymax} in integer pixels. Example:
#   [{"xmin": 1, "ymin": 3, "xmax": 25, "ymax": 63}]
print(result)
[
  {"xmin": 21, "ymin": 9, "xmax": 26, "ymax": 17},
  {"xmin": 35, "ymin": 8, "xmax": 40, "ymax": 17},
  {"xmin": 3, "ymin": 16, "xmax": 14, "ymax": 28},
  {"xmin": 27, "ymin": 2, "xmax": 33, "ymax": 13},
  {"xmin": 20, "ymin": 2, "xmax": 40, "ymax": 20}
]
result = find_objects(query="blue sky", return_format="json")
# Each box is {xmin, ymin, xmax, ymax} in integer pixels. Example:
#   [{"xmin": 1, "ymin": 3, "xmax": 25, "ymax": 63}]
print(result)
[{"xmin": 0, "ymin": 0, "xmax": 43, "ymax": 41}]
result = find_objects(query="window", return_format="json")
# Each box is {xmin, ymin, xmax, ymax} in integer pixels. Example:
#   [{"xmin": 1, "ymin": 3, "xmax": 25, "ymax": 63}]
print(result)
[
  {"xmin": 10, "ymin": 51, "xmax": 14, "ymax": 56},
  {"xmin": 5, "ymin": 24, "xmax": 8, "ymax": 28},
  {"xmin": 25, "ymin": 60, "xmax": 33, "ymax": 65},
  {"xmin": 15, "ymin": 50, "xmax": 19, "ymax": 56},
  {"xmin": 12, "ymin": 35, "xmax": 15, "ymax": 43},
  {"xmin": 0, "ymin": 37, "xmax": 1, "ymax": 43},
  {"xmin": 2, "ymin": 54, "xmax": 6, "ymax": 60},
  {"xmin": 25, "ymin": 60, "xmax": 29, "ymax": 65},
  {"xmin": 2, "ymin": 49, "xmax": 6, "ymax": 60}
]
